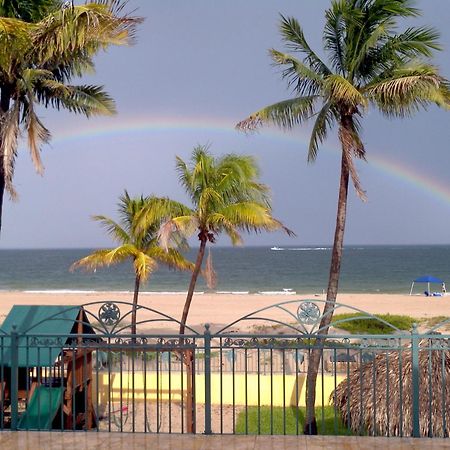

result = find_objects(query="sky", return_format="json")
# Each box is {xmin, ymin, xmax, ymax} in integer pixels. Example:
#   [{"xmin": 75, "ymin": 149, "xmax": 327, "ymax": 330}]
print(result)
[{"xmin": 2, "ymin": 0, "xmax": 450, "ymax": 248}]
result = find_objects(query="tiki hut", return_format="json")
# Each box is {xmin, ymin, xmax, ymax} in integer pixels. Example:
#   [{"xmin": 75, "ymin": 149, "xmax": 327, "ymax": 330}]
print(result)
[{"xmin": 331, "ymin": 339, "xmax": 450, "ymax": 437}]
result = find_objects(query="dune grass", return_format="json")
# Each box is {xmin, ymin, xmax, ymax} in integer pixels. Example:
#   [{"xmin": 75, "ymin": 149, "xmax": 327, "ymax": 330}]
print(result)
[
  {"xmin": 331, "ymin": 313, "xmax": 415, "ymax": 334},
  {"xmin": 235, "ymin": 405, "xmax": 350, "ymax": 435}
]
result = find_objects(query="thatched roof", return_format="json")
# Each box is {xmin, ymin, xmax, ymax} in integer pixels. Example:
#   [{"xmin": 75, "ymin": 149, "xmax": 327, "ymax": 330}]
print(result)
[{"xmin": 331, "ymin": 339, "xmax": 450, "ymax": 438}]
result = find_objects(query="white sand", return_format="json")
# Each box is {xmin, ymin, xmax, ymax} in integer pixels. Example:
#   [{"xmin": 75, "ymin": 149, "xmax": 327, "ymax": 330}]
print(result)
[{"xmin": 0, "ymin": 291, "xmax": 448, "ymax": 332}]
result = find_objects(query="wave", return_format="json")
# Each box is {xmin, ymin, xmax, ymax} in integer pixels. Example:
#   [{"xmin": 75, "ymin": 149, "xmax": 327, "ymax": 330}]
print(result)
[
  {"xmin": 290, "ymin": 247, "xmax": 330, "ymax": 251},
  {"xmin": 142, "ymin": 291, "xmax": 204, "ymax": 295},
  {"xmin": 22, "ymin": 290, "xmax": 205, "ymax": 295},
  {"xmin": 216, "ymin": 291, "xmax": 250, "ymax": 295},
  {"xmin": 271, "ymin": 247, "xmax": 331, "ymax": 251},
  {"xmin": 24, "ymin": 290, "xmax": 102, "ymax": 294},
  {"xmin": 258, "ymin": 290, "xmax": 297, "ymax": 295}
]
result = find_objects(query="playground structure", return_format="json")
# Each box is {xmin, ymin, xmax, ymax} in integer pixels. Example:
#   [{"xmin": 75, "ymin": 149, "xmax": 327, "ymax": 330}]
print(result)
[{"xmin": 0, "ymin": 305, "xmax": 97, "ymax": 430}]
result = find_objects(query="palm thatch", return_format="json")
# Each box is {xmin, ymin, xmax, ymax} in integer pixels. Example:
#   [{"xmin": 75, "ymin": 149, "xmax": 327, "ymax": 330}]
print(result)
[{"xmin": 332, "ymin": 338, "xmax": 450, "ymax": 437}]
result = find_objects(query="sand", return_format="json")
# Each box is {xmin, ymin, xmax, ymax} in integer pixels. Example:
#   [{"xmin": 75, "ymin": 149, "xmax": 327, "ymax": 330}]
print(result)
[{"xmin": 0, "ymin": 291, "xmax": 449, "ymax": 332}]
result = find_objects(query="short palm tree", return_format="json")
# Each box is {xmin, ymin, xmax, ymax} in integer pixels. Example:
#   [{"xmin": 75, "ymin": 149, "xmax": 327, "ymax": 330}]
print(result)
[
  {"xmin": 0, "ymin": 1, "xmax": 142, "ymax": 233},
  {"xmin": 237, "ymin": 0, "xmax": 450, "ymax": 434},
  {"xmin": 156, "ymin": 146, "xmax": 294, "ymax": 334},
  {"xmin": 71, "ymin": 192, "xmax": 194, "ymax": 335}
]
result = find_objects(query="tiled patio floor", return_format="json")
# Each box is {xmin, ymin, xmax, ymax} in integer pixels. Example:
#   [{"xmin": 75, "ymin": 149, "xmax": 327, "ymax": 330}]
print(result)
[{"xmin": 0, "ymin": 432, "xmax": 449, "ymax": 450}]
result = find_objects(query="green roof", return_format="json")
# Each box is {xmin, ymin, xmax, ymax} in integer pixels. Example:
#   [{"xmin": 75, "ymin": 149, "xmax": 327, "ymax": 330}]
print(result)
[{"xmin": 0, "ymin": 305, "xmax": 95, "ymax": 367}]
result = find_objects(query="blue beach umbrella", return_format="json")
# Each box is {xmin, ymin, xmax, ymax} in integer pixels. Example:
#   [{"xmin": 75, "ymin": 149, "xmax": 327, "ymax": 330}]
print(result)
[{"xmin": 409, "ymin": 275, "xmax": 444, "ymax": 295}]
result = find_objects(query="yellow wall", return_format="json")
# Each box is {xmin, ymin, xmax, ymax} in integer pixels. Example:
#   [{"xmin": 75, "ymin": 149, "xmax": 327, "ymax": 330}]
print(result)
[{"xmin": 94, "ymin": 372, "xmax": 344, "ymax": 407}]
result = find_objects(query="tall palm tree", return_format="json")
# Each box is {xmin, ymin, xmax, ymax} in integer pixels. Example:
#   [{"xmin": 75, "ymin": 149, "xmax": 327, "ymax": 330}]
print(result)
[
  {"xmin": 237, "ymin": 0, "xmax": 450, "ymax": 434},
  {"xmin": 71, "ymin": 191, "xmax": 194, "ymax": 335},
  {"xmin": 0, "ymin": 1, "xmax": 142, "ymax": 233},
  {"xmin": 155, "ymin": 145, "xmax": 294, "ymax": 335}
]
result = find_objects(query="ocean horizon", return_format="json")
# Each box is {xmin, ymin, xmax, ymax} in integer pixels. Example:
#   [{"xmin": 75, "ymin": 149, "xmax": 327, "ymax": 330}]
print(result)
[{"xmin": 0, "ymin": 245, "xmax": 449, "ymax": 295}]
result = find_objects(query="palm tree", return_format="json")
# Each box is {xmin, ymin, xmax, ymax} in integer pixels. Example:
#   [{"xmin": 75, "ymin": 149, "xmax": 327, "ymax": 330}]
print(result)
[
  {"xmin": 237, "ymin": 0, "xmax": 450, "ymax": 434},
  {"xmin": 0, "ymin": 1, "xmax": 142, "ymax": 233},
  {"xmin": 71, "ymin": 191, "xmax": 194, "ymax": 335},
  {"xmin": 0, "ymin": 0, "xmax": 57, "ymax": 22},
  {"xmin": 156, "ymin": 145, "xmax": 294, "ymax": 335}
]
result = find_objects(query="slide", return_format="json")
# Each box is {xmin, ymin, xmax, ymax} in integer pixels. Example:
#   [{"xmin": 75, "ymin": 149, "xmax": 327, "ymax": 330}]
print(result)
[{"xmin": 18, "ymin": 386, "xmax": 63, "ymax": 430}]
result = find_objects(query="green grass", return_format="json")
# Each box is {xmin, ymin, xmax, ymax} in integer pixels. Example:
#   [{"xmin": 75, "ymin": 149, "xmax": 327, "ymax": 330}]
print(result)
[
  {"xmin": 331, "ymin": 313, "xmax": 415, "ymax": 334},
  {"xmin": 235, "ymin": 406, "xmax": 351, "ymax": 435}
]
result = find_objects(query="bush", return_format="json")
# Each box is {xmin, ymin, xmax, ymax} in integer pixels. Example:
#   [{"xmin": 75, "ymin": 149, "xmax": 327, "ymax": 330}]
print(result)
[{"xmin": 331, "ymin": 313, "xmax": 415, "ymax": 334}]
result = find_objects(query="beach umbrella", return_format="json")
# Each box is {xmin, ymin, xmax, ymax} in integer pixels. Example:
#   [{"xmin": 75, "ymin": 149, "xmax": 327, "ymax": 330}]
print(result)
[
  {"xmin": 331, "ymin": 339, "xmax": 450, "ymax": 437},
  {"xmin": 409, "ymin": 275, "xmax": 444, "ymax": 295}
]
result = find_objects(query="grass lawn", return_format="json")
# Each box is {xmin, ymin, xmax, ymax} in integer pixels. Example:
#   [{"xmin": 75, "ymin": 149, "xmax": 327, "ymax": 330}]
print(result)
[
  {"xmin": 235, "ymin": 405, "xmax": 351, "ymax": 435},
  {"xmin": 331, "ymin": 313, "xmax": 415, "ymax": 334}
]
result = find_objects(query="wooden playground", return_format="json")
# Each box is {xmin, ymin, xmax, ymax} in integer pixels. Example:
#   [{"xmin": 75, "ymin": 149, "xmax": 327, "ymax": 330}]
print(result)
[{"xmin": 0, "ymin": 305, "xmax": 97, "ymax": 430}]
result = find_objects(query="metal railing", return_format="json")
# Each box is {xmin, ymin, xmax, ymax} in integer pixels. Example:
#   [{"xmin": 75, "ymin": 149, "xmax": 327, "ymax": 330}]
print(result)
[{"xmin": 0, "ymin": 300, "xmax": 449, "ymax": 437}]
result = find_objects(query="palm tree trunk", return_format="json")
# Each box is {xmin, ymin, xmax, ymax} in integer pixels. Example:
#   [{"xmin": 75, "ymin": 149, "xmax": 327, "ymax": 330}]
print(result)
[
  {"xmin": 303, "ymin": 150, "xmax": 350, "ymax": 434},
  {"xmin": 131, "ymin": 274, "xmax": 141, "ymax": 336},
  {"xmin": 0, "ymin": 86, "xmax": 11, "ymax": 235},
  {"xmin": 180, "ymin": 234, "xmax": 207, "ymax": 434},
  {"xmin": 180, "ymin": 235, "xmax": 207, "ymax": 335}
]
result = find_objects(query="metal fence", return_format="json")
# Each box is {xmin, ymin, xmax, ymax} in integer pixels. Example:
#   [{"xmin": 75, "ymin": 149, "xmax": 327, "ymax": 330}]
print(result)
[{"xmin": 0, "ymin": 300, "xmax": 449, "ymax": 437}]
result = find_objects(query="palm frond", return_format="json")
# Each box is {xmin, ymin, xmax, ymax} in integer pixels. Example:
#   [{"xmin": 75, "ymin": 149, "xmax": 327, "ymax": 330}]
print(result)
[
  {"xmin": 92, "ymin": 215, "xmax": 131, "ymax": 243},
  {"xmin": 158, "ymin": 215, "xmax": 198, "ymax": 250},
  {"xmin": 278, "ymin": 14, "xmax": 331, "ymax": 77},
  {"xmin": 0, "ymin": 17, "xmax": 32, "ymax": 79},
  {"xmin": 204, "ymin": 247, "xmax": 217, "ymax": 289},
  {"xmin": 33, "ymin": 3, "xmax": 143, "ymax": 66},
  {"xmin": 22, "ymin": 100, "xmax": 51, "ymax": 174},
  {"xmin": 365, "ymin": 66, "xmax": 448, "ymax": 116},
  {"xmin": 133, "ymin": 252, "xmax": 156, "ymax": 281},
  {"xmin": 0, "ymin": 100, "xmax": 21, "ymax": 198},
  {"xmin": 308, "ymin": 102, "xmax": 337, "ymax": 162},
  {"xmin": 70, "ymin": 245, "xmax": 135, "ymax": 272},
  {"xmin": 236, "ymin": 96, "xmax": 317, "ymax": 132},
  {"xmin": 338, "ymin": 123, "xmax": 367, "ymax": 201},
  {"xmin": 148, "ymin": 247, "xmax": 194, "ymax": 272},
  {"xmin": 40, "ymin": 84, "xmax": 116, "ymax": 116},
  {"xmin": 134, "ymin": 195, "xmax": 192, "ymax": 237},
  {"xmin": 323, "ymin": 0, "xmax": 348, "ymax": 75},
  {"xmin": 324, "ymin": 74, "xmax": 368, "ymax": 108},
  {"xmin": 270, "ymin": 49, "xmax": 324, "ymax": 96},
  {"xmin": 215, "ymin": 202, "xmax": 295, "ymax": 236}
]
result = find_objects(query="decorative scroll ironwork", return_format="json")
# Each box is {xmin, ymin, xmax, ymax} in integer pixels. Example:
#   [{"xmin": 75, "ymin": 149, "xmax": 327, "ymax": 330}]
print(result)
[
  {"xmin": 98, "ymin": 302, "xmax": 121, "ymax": 326},
  {"xmin": 28, "ymin": 336, "xmax": 64, "ymax": 347},
  {"xmin": 297, "ymin": 301, "xmax": 321, "ymax": 325}
]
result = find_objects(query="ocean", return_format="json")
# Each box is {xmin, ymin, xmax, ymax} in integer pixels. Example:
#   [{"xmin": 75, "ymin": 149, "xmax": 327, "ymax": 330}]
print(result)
[{"xmin": 0, "ymin": 246, "xmax": 449, "ymax": 295}]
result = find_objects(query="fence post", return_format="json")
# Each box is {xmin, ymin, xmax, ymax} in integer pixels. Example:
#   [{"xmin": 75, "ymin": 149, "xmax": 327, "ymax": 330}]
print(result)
[
  {"xmin": 204, "ymin": 323, "xmax": 212, "ymax": 435},
  {"xmin": 411, "ymin": 323, "xmax": 420, "ymax": 438},
  {"xmin": 10, "ymin": 325, "xmax": 19, "ymax": 431}
]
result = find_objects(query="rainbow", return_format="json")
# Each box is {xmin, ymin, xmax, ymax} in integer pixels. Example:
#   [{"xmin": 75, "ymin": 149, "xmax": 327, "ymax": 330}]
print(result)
[{"xmin": 51, "ymin": 115, "xmax": 450, "ymax": 205}]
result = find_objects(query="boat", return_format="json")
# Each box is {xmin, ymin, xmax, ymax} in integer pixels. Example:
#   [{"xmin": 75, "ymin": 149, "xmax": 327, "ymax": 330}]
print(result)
[{"xmin": 270, "ymin": 246, "xmax": 283, "ymax": 251}]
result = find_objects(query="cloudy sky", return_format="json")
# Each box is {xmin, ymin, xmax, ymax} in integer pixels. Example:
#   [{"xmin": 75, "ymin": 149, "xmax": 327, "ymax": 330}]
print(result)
[{"xmin": 3, "ymin": 0, "xmax": 450, "ymax": 248}]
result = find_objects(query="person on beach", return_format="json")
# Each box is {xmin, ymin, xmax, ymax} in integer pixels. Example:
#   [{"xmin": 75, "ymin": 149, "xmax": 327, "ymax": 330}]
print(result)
[{"xmin": 442, "ymin": 282, "xmax": 446, "ymax": 294}]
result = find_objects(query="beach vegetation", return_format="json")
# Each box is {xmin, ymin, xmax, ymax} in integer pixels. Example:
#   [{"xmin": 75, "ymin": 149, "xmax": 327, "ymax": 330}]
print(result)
[
  {"xmin": 331, "ymin": 313, "xmax": 415, "ymax": 334},
  {"xmin": 148, "ymin": 145, "xmax": 294, "ymax": 335},
  {"xmin": 237, "ymin": 0, "xmax": 450, "ymax": 434},
  {"xmin": 420, "ymin": 315, "xmax": 450, "ymax": 331},
  {"xmin": 0, "ymin": 1, "xmax": 142, "ymax": 233},
  {"xmin": 236, "ymin": 405, "xmax": 350, "ymax": 435},
  {"xmin": 71, "ymin": 191, "xmax": 194, "ymax": 335}
]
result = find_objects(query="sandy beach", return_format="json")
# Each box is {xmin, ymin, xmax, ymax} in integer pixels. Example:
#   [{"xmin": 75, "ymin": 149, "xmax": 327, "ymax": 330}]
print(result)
[{"xmin": 0, "ymin": 291, "xmax": 449, "ymax": 332}]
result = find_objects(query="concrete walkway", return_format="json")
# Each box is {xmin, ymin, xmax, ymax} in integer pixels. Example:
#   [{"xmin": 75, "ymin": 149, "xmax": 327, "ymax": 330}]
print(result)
[{"xmin": 0, "ymin": 432, "xmax": 449, "ymax": 450}]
